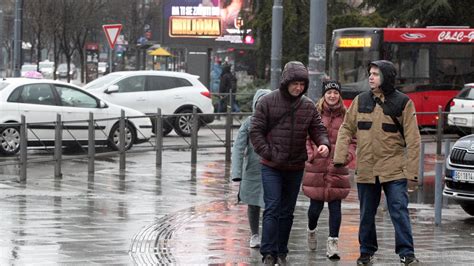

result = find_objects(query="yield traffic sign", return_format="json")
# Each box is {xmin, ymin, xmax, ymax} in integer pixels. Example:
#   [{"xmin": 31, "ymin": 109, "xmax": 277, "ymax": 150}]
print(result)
[{"xmin": 102, "ymin": 24, "xmax": 123, "ymax": 49}]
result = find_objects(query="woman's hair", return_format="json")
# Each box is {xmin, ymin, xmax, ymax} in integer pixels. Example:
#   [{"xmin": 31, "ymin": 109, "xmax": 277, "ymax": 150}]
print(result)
[{"xmin": 315, "ymin": 91, "xmax": 346, "ymax": 115}]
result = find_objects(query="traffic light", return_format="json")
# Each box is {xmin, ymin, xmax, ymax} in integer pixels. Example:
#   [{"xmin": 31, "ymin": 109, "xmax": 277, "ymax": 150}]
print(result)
[{"xmin": 244, "ymin": 35, "xmax": 254, "ymax": 45}]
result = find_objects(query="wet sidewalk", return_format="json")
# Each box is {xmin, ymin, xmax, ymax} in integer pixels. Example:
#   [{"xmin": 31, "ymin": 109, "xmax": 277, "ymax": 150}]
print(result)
[{"xmin": 1, "ymin": 148, "xmax": 474, "ymax": 265}]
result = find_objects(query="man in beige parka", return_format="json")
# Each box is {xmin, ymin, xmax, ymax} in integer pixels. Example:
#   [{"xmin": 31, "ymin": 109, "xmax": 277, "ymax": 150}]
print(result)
[{"xmin": 334, "ymin": 60, "xmax": 420, "ymax": 265}]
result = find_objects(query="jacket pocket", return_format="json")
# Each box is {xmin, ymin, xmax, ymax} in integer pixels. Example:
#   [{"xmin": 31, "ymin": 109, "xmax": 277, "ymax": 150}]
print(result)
[
  {"xmin": 382, "ymin": 123, "xmax": 398, "ymax": 133},
  {"xmin": 357, "ymin": 121, "xmax": 372, "ymax": 130}
]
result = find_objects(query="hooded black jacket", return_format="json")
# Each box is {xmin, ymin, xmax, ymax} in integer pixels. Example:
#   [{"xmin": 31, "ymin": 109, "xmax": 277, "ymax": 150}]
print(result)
[{"xmin": 250, "ymin": 61, "xmax": 330, "ymax": 171}]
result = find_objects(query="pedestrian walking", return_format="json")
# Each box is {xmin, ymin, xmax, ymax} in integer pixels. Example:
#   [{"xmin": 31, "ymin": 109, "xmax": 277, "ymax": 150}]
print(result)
[
  {"xmin": 334, "ymin": 60, "xmax": 421, "ymax": 265},
  {"xmin": 231, "ymin": 88, "xmax": 271, "ymax": 249},
  {"xmin": 250, "ymin": 61, "xmax": 330, "ymax": 265},
  {"xmin": 302, "ymin": 80, "xmax": 356, "ymax": 260},
  {"xmin": 218, "ymin": 64, "xmax": 240, "ymax": 113}
]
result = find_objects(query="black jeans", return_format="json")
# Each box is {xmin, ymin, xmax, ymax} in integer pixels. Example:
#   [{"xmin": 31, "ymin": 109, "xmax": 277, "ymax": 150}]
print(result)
[{"xmin": 307, "ymin": 199, "xmax": 341, "ymax": 237}]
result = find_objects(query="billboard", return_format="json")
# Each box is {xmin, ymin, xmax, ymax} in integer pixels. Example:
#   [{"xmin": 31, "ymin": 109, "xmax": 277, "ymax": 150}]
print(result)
[{"xmin": 162, "ymin": 0, "xmax": 254, "ymax": 47}]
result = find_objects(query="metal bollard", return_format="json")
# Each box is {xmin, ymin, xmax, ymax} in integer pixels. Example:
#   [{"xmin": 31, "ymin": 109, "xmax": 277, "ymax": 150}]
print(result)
[
  {"xmin": 88, "ymin": 112, "xmax": 95, "ymax": 174},
  {"xmin": 19, "ymin": 115, "xmax": 27, "ymax": 183},
  {"xmin": 418, "ymin": 142, "xmax": 425, "ymax": 186},
  {"xmin": 434, "ymin": 106, "xmax": 444, "ymax": 226},
  {"xmin": 54, "ymin": 114, "xmax": 62, "ymax": 179},
  {"xmin": 119, "ymin": 110, "xmax": 126, "ymax": 171},
  {"xmin": 155, "ymin": 108, "xmax": 163, "ymax": 167},
  {"xmin": 191, "ymin": 106, "xmax": 198, "ymax": 165},
  {"xmin": 225, "ymin": 101, "xmax": 232, "ymax": 162}
]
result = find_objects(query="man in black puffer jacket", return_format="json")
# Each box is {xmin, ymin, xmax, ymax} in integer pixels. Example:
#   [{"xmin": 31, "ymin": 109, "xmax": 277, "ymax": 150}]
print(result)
[{"xmin": 250, "ymin": 61, "xmax": 330, "ymax": 265}]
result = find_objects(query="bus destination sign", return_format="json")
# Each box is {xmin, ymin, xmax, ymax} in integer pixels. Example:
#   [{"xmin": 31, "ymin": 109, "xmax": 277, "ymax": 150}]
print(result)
[{"xmin": 338, "ymin": 37, "xmax": 372, "ymax": 48}]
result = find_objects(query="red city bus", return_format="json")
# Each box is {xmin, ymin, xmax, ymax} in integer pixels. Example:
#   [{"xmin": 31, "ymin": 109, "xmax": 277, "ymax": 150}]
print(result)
[{"xmin": 329, "ymin": 27, "xmax": 474, "ymax": 127}]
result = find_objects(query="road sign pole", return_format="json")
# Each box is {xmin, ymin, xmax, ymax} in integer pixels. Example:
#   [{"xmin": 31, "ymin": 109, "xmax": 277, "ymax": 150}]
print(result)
[
  {"xmin": 102, "ymin": 24, "xmax": 123, "ymax": 73},
  {"xmin": 109, "ymin": 46, "xmax": 113, "ymax": 73}
]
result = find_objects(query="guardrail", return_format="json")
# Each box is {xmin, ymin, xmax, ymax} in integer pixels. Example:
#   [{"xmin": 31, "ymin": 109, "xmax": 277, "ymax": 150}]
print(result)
[
  {"xmin": 1, "ymin": 104, "xmax": 472, "ymax": 225},
  {"xmin": 0, "ymin": 106, "xmax": 248, "ymax": 181}
]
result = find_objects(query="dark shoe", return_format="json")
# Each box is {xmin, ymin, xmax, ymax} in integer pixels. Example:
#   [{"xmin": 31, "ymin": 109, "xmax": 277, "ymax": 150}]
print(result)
[
  {"xmin": 400, "ymin": 255, "xmax": 419, "ymax": 265},
  {"xmin": 277, "ymin": 253, "xmax": 287, "ymax": 265},
  {"xmin": 357, "ymin": 253, "xmax": 374, "ymax": 265},
  {"xmin": 262, "ymin": 254, "xmax": 276, "ymax": 265}
]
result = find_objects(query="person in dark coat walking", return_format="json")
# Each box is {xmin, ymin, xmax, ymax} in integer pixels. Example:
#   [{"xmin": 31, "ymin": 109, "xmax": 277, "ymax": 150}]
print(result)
[
  {"xmin": 250, "ymin": 61, "xmax": 330, "ymax": 265},
  {"xmin": 218, "ymin": 64, "xmax": 240, "ymax": 113},
  {"xmin": 302, "ymin": 80, "xmax": 356, "ymax": 260}
]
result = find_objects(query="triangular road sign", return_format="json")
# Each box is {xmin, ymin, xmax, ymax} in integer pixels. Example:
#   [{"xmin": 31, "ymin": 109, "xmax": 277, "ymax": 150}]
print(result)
[{"xmin": 102, "ymin": 24, "xmax": 123, "ymax": 49}]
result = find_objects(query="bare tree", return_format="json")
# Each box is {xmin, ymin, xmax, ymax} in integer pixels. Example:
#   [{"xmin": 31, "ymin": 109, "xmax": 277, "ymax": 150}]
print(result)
[
  {"xmin": 2, "ymin": 0, "xmax": 15, "ymax": 76},
  {"xmin": 73, "ymin": 0, "xmax": 105, "ymax": 83}
]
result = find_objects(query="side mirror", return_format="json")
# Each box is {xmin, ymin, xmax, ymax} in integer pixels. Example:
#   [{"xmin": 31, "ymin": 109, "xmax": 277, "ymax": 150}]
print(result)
[
  {"xmin": 99, "ymin": 100, "xmax": 108, "ymax": 108},
  {"xmin": 105, "ymin": 84, "xmax": 119, "ymax": 94}
]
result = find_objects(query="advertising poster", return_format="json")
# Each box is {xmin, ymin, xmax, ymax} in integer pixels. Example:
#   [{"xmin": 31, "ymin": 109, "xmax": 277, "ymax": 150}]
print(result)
[{"xmin": 162, "ymin": 0, "xmax": 253, "ymax": 47}]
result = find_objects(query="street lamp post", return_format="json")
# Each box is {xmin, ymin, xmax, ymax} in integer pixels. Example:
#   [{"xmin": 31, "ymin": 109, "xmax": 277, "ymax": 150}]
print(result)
[{"xmin": 13, "ymin": 0, "xmax": 23, "ymax": 77}]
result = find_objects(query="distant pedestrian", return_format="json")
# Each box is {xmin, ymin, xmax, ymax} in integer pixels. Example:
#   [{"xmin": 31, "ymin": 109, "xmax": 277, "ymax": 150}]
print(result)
[
  {"xmin": 334, "ymin": 60, "xmax": 421, "ymax": 265},
  {"xmin": 302, "ymin": 80, "xmax": 356, "ymax": 260},
  {"xmin": 218, "ymin": 64, "xmax": 240, "ymax": 113},
  {"xmin": 231, "ymin": 89, "xmax": 271, "ymax": 249},
  {"xmin": 250, "ymin": 61, "xmax": 330, "ymax": 265}
]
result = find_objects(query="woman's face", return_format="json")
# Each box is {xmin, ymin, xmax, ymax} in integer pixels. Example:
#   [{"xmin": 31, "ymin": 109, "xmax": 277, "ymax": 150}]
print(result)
[{"xmin": 324, "ymin": 89, "xmax": 340, "ymax": 106}]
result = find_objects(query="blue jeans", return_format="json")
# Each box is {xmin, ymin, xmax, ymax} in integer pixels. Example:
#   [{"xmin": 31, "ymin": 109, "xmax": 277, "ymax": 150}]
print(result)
[
  {"xmin": 308, "ymin": 199, "xmax": 341, "ymax": 237},
  {"xmin": 260, "ymin": 165, "xmax": 303, "ymax": 258},
  {"xmin": 357, "ymin": 178, "xmax": 415, "ymax": 257}
]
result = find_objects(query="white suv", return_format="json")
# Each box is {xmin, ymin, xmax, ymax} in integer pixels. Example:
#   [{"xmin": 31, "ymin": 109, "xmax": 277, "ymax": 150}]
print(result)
[{"xmin": 83, "ymin": 71, "xmax": 214, "ymax": 136}]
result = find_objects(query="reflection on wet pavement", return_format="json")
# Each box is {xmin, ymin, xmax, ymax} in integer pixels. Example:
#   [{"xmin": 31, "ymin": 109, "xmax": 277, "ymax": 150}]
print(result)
[{"xmin": 1, "ymin": 149, "xmax": 474, "ymax": 265}]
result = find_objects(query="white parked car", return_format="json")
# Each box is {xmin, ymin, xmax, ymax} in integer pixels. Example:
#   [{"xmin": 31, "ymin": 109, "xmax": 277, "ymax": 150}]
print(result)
[
  {"xmin": 448, "ymin": 83, "xmax": 474, "ymax": 136},
  {"xmin": 39, "ymin": 60, "xmax": 54, "ymax": 79},
  {"xmin": 98, "ymin": 62, "xmax": 108, "ymax": 75},
  {"xmin": 20, "ymin": 64, "xmax": 38, "ymax": 77},
  {"xmin": 0, "ymin": 78, "xmax": 152, "ymax": 155},
  {"xmin": 83, "ymin": 71, "xmax": 214, "ymax": 136}
]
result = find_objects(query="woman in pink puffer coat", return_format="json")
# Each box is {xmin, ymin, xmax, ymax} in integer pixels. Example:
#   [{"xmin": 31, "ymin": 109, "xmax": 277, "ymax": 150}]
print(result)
[{"xmin": 302, "ymin": 80, "xmax": 356, "ymax": 260}]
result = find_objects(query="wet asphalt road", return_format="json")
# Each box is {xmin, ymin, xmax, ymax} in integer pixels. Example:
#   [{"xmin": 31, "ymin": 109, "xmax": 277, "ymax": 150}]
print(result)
[{"xmin": 1, "ymin": 129, "xmax": 474, "ymax": 265}]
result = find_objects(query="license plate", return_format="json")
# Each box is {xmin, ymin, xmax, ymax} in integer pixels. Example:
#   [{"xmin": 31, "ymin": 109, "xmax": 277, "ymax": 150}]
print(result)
[
  {"xmin": 453, "ymin": 117, "xmax": 468, "ymax": 125},
  {"xmin": 453, "ymin": 170, "xmax": 474, "ymax": 182}
]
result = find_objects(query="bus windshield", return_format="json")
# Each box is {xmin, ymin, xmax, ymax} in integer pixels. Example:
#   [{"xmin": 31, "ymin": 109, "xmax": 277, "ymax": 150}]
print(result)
[{"xmin": 332, "ymin": 49, "xmax": 378, "ymax": 97}]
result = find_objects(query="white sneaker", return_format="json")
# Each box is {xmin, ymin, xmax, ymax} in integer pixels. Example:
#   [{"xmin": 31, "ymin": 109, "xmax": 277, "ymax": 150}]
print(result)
[
  {"xmin": 326, "ymin": 237, "xmax": 340, "ymax": 260},
  {"xmin": 249, "ymin": 234, "xmax": 260, "ymax": 248},
  {"xmin": 307, "ymin": 228, "xmax": 317, "ymax": 251}
]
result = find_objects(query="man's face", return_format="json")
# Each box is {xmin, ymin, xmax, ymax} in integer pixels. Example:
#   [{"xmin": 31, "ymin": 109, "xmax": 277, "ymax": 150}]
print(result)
[
  {"xmin": 288, "ymin": 81, "xmax": 305, "ymax": 97},
  {"xmin": 368, "ymin": 66, "xmax": 382, "ymax": 93}
]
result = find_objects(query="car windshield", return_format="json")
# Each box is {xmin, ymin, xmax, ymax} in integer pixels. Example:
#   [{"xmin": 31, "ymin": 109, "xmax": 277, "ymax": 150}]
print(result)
[
  {"xmin": 21, "ymin": 65, "xmax": 37, "ymax": 71},
  {"xmin": 39, "ymin": 61, "xmax": 54, "ymax": 69},
  {"xmin": 58, "ymin": 64, "xmax": 74, "ymax": 71},
  {"xmin": 84, "ymin": 73, "xmax": 124, "ymax": 90},
  {"xmin": 456, "ymin": 87, "xmax": 474, "ymax": 100}
]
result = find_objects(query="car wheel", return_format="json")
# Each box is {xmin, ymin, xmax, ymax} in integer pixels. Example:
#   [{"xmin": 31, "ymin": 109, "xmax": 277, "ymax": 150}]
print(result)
[
  {"xmin": 151, "ymin": 118, "xmax": 173, "ymax": 136},
  {"xmin": 108, "ymin": 122, "xmax": 136, "ymax": 150},
  {"xmin": 0, "ymin": 126, "xmax": 21, "ymax": 155},
  {"xmin": 173, "ymin": 108, "xmax": 199, "ymax": 137},
  {"xmin": 162, "ymin": 122, "xmax": 173, "ymax": 136},
  {"xmin": 460, "ymin": 203, "xmax": 474, "ymax": 216}
]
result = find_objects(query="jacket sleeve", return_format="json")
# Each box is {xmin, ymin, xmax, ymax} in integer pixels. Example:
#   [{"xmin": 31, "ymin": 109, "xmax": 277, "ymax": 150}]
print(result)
[
  {"xmin": 231, "ymin": 118, "xmax": 250, "ymax": 182},
  {"xmin": 250, "ymin": 100, "xmax": 271, "ymax": 160},
  {"xmin": 345, "ymin": 136, "xmax": 357, "ymax": 165},
  {"xmin": 334, "ymin": 97, "xmax": 358, "ymax": 164},
  {"xmin": 307, "ymin": 109, "xmax": 330, "ymax": 149},
  {"xmin": 402, "ymin": 100, "xmax": 421, "ymax": 180},
  {"xmin": 306, "ymin": 137, "xmax": 316, "ymax": 162}
]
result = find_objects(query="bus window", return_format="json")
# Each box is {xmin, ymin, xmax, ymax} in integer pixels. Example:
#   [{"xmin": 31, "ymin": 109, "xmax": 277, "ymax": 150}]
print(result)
[
  {"xmin": 434, "ymin": 44, "xmax": 474, "ymax": 87},
  {"xmin": 387, "ymin": 44, "xmax": 430, "ymax": 85}
]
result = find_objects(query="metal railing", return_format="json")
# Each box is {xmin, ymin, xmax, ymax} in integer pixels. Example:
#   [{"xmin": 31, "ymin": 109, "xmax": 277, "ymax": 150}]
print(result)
[{"xmin": 1, "ymin": 104, "xmax": 473, "ymax": 226}]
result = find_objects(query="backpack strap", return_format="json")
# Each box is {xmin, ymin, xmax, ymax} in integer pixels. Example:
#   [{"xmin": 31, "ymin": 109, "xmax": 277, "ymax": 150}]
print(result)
[{"xmin": 373, "ymin": 96, "xmax": 405, "ymax": 141}]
